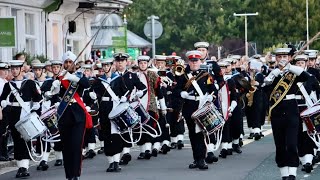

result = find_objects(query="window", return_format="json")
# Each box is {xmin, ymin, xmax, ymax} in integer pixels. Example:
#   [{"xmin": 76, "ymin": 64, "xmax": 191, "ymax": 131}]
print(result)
[
  {"xmin": 25, "ymin": 12, "xmax": 37, "ymax": 55},
  {"xmin": 66, "ymin": 39, "xmax": 80, "ymax": 56},
  {"xmin": 52, "ymin": 22, "xmax": 59, "ymax": 59}
]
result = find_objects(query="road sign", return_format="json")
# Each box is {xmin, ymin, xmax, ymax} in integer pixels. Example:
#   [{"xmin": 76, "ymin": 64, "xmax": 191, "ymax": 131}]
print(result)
[
  {"xmin": 143, "ymin": 20, "xmax": 163, "ymax": 39},
  {"xmin": 0, "ymin": 17, "xmax": 16, "ymax": 47}
]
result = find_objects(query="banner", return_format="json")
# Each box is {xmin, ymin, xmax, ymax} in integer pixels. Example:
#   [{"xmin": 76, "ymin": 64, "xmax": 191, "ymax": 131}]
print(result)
[{"xmin": 0, "ymin": 17, "xmax": 16, "ymax": 47}]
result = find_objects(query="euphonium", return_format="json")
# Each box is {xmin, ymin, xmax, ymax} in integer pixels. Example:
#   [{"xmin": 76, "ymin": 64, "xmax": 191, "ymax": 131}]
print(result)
[{"xmin": 246, "ymin": 70, "xmax": 257, "ymax": 107}]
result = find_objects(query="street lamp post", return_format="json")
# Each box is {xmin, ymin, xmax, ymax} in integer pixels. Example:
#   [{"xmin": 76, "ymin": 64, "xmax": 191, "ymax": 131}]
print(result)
[
  {"xmin": 234, "ymin": 12, "xmax": 258, "ymax": 58},
  {"xmin": 147, "ymin": 15, "xmax": 159, "ymax": 58}
]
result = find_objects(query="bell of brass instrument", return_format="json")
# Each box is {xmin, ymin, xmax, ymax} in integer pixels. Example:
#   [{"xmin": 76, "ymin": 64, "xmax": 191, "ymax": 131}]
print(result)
[
  {"xmin": 173, "ymin": 59, "xmax": 185, "ymax": 76},
  {"xmin": 246, "ymin": 70, "xmax": 257, "ymax": 107}
]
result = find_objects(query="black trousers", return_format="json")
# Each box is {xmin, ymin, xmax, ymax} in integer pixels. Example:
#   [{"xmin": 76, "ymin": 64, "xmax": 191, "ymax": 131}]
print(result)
[
  {"xmin": 154, "ymin": 112, "xmax": 170, "ymax": 143},
  {"xmin": 58, "ymin": 104, "xmax": 86, "ymax": 179},
  {"xmin": 230, "ymin": 105, "xmax": 243, "ymax": 140},
  {"xmin": 298, "ymin": 118, "xmax": 316, "ymax": 157},
  {"xmin": 271, "ymin": 107, "xmax": 299, "ymax": 167},
  {"xmin": 136, "ymin": 111, "xmax": 156, "ymax": 146},
  {"xmin": 183, "ymin": 100, "xmax": 206, "ymax": 161},
  {"xmin": 169, "ymin": 110, "xmax": 185, "ymax": 137},
  {"xmin": 6, "ymin": 107, "xmax": 30, "ymax": 160},
  {"xmin": 0, "ymin": 118, "xmax": 9, "ymax": 158},
  {"xmin": 83, "ymin": 128, "xmax": 96, "ymax": 148}
]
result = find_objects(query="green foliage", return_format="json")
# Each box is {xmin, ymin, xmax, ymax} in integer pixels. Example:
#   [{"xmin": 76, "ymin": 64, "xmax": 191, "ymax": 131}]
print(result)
[
  {"xmin": 125, "ymin": 0, "xmax": 320, "ymax": 56},
  {"xmin": 15, "ymin": 50, "xmax": 48, "ymax": 64}
]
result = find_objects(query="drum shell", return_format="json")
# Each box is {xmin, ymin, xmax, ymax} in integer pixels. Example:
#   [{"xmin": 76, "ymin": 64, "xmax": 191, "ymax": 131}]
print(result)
[
  {"xmin": 301, "ymin": 105, "xmax": 320, "ymax": 134},
  {"xmin": 40, "ymin": 107, "xmax": 59, "ymax": 136},
  {"xmin": 109, "ymin": 103, "xmax": 140, "ymax": 132},
  {"xmin": 15, "ymin": 113, "xmax": 47, "ymax": 141},
  {"xmin": 130, "ymin": 102, "xmax": 150, "ymax": 125}
]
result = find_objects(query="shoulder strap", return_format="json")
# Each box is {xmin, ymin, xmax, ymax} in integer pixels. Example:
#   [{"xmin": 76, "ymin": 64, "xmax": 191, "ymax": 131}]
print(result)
[
  {"xmin": 186, "ymin": 73, "xmax": 204, "ymax": 97},
  {"xmin": 8, "ymin": 82, "xmax": 30, "ymax": 112}
]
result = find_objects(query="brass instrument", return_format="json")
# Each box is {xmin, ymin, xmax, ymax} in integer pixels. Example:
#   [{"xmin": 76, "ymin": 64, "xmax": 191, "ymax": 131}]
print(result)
[
  {"xmin": 173, "ymin": 59, "xmax": 185, "ymax": 76},
  {"xmin": 246, "ymin": 69, "xmax": 257, "ymax": 107}
]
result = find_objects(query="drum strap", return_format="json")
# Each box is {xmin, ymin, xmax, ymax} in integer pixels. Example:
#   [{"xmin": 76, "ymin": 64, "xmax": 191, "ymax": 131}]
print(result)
[
  {"xmin": 297, "ymin": 82, "xmax": 313, "ymax": 108},
  {"xmin": 186, "ymin": 73, "xmax": 204, "ymax": 97},
  {"xmin": 8, "ymin": 82, "xmax": 30, "ymax": 112}
]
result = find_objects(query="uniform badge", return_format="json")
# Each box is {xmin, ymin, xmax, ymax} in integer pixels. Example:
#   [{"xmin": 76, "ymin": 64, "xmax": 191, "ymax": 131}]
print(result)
[{"xmin": 129, "ymin": 74, "xmax": 132, "ymax": 79}]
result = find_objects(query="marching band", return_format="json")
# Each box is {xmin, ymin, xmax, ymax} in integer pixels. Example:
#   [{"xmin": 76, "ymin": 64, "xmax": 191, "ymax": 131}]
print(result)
[{"xmin": 0, "ymin": 42, "xmax": 320, "ymax": 180}]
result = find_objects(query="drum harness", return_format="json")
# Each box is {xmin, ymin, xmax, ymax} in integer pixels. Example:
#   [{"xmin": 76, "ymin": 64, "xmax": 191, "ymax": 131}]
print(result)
[
  {"xmin": 186, "ymin": 73, "xmax": 224, "ymax": 151},
  {"xmin": 9, "ymin": 82, "xmax": 49, "ymax": 162}
]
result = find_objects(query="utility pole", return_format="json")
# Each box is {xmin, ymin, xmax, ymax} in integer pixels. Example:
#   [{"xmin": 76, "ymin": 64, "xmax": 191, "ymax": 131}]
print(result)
[{"xmin": 234, "ymin": 12, "xmax": 258, "ymax": 58}]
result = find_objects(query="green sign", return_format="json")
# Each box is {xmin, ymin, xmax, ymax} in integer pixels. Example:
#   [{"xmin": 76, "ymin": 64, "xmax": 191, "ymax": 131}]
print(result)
[
  {"xmin": 112, "ymin": 36, "xmax": 126, "ymax": 48},
  {"xmin": 0, "ymin": 17, "xmax": 16, "ymax": 47}
]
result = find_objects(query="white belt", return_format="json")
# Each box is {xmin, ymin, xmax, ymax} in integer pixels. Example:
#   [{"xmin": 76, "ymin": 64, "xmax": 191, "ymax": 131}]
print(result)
[
  {"xmin": 185, "ymin": 96, "xmax": 200, "ymax": 101},
  {"xmin": 284, "ymin": 94, "xmax": 303, "ymax": 100},
  {"xmin": 101, "ymin": 97, "xmax": 114, "ymax": 101},
  {"xmin": 8, "ymin": 101, "xmax": 31, "ymax": 107}
]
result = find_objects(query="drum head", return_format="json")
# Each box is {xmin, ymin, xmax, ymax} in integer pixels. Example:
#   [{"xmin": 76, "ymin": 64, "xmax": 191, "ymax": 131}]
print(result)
[
  {"xmin": 218, "ymin": 84, "xmax": 230, "ymax": 121},
  {"xmin": 109, "ymin": 102, "xmax": 129, "ymax": 119},
  {"xmin": 301, "ymin": 105, "xmax": 320, "ymax": 117}
]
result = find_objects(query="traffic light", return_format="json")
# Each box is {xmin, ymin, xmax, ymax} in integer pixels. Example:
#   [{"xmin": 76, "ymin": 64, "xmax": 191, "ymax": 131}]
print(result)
[
  {"xmin": 102, "ymin": 50, "xmax": 107, "ymax": 59},
  {"xmin": 96, "ymin": 50, "xmax": 101, "ymax": 58},
  {"xmin": 91, "ymin": 51, "xmax": 95, "ymax": 59}
]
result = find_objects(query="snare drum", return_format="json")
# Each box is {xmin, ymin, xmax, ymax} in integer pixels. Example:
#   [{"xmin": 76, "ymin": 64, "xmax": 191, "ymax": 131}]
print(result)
[
  {"xmin": 109, "ymin": 102, "xmax": 140, "ymax": 132},
  {"xmin": 191, "ymin": 102, "xmax": 225, "ymax": 135},
  {"xmin": 40, "ymin": 106, "xmax": 59, "ymax": 136},
  {"xmin": 130, "ymin": 101, "xmax": 150, "ymax": 125},
  {"xmin": 15, "ymin": 112, "xmax": 47, "ymax": 141},
  {"xmin": 300, "ymin": 105, "xmax": 320, "ymax": 134}
]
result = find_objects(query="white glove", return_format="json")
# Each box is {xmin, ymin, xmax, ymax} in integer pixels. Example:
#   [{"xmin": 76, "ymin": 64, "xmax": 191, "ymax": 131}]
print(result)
[
  {"xmin": 287, "ymin": 64, "xmax": 304, "ymax": 76},
  {"xmin": 120, "ymin": 96, "xmax": 127, "ymax": 103},
  {"xmin": 85, "ymin": 106, "xmax": 91, "ymax": 112},
  {"xmin": 228, "ymin": 100, "xmax": 237, "ymax": 112},
  {"xmin": 136, "ymin": 90, "xmax": 144, "ymax": 98},
  {"xmin": 31, "ymin": 102, "xmax": 40, "ymax": 111},
  {"xmin": 44, "ymin": 91, "xmax": 53, "ymax": 99},
  {"xmin": 270, "ymin": 68, "xmax": 281, "ymax": 77},
  {"xmin": 89, "ymin": 92, "xmax": 97, "ymax": 100},
  {"xmin": 1, "ymin": 100, "xmax": 8, "ymax": 109},
  {"xmin": 159, "ymin": 98, "xmax": 167, "ymax": 110},
  {"xmin": 161, "ymin": 110, "xmax": 167, "ymax": 116},
  {"xmin": 54, "ymin": 102, "xmax": 60, "ymax": 108},
  {"xmin": 180, "ymin": 91, "xmax": 190, "ymax": 99},
  {"xmin": 63, "ymin": 72, "xmax": 80, "ymax": 83},
  {"xmin": 52, "ymin": 80, "xmax": 61, "ymax": 88}
]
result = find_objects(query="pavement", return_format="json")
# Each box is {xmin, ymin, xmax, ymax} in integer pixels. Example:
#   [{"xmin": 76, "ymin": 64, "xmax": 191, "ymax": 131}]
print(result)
[{"xmin": 1, "ymin": 121, "xmax": 320, "ymax": 180}]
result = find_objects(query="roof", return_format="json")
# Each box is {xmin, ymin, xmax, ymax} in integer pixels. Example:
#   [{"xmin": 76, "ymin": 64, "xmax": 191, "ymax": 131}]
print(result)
[{"xmin": 91, "ymin": 14, "xmax": 152, "ymax": 49}]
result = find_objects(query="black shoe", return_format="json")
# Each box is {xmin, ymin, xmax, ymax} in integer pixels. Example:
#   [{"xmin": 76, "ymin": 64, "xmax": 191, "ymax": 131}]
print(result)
[
  {"xmin": 227, "ymin": 149, "xmax": 233, "ymax": 155},
  {"xmin": 239, "ymin": 138, "xmax": 243, "ymax": 147},
  {"xmin": 15, "ymin": 167, "xmax": 30, "ymax": 178},
  {"xmin": 145, "ymin": 150, "xmax": 152, "ymax": 160},
  {"xmin": 106, "ymin": 163, "xmax": 114, "ymax": 172},
  {"xmin": 197, "ymin": 159, "xmax": 208, "ymax": 170},
  {"xmin": 54, "ymin": 159, "xmax": 63, "ymax": 166},
  {"xmin": 232, "ymin": 144, "xmax": 242, "ymax": 154},
  {"xmin": 260, "ymin": 132, "xmax": 265, "ymax": 138},
  {"xmin": 303, "ymin": 163, "xmax": 313, "ymax": 173},
  {"xmin": 97, "ymin": 147, "xmax": 104, "ymax": 154},
  {"xmin": 205, "ymin": 152, "xmax": 218, "ymax": 163},
  {"xmin": 171, "ymin": 143, "xmax": 177, "ymax": 149},
  {"xmin": 177, "ymin": 140, "xmax": 184, "ymax": 150},
  {"xmin": 86, "ymin": 149, "xmax": 96, "ymax": 159},
  {"xmin": 282, "ymin": 176, "xmax": 289, "ymax": 180},
  {"xmin": 161, "ymin": 144, "xmax": 170, "ymax": 154},
  {"xmin": 188, "ymin": 161, "xmax": 198, "ymax": 169},
  {"xmin": 72, "ymin": 177, "xmax": 80, "ymax": 180},
  {"xmin": 152, "ymin": 149, "xmax": 158, "ymax": 157},
  {"xmin": 119, "ymin": 153, "xmax": 131, "ymax": 165},
  {"xmin": 113, "ymin": 162, "xmax": 121, "ymax": 172},
  {"xmin": 0, "ymin": 156, "xmax": 11, "ymax": 161},
  {"xmin": 219, "ymin": 149, "xmax": 228, "ymax": 158},
  {"xmin": 37, "ymin": 160, "xmax": 49, "ymax": 171},
  {"xmin": 137, "ymin": 153, "xmax": 146, "ymax": 160},
  {"xmin": 287, "ymin": 175, "xmax": 296, "ymax": 180},
  {"xmin": 248, "ymin": 133, "xmax": 254, "ymax": 139},
  {"xmin": 254, "ymin": 133, "xmax": 261, "ymax": 141}
]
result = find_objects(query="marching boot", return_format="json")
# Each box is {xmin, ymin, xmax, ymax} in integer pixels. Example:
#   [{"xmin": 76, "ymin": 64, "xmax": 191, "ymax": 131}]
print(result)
[
  {"xmin": 177, "ymin": 140, "xmax": 184, "ymax": 150},
  {"xmin": 152, "ymin": 149, "xmax": 158, "ymax": 157},
  {"xmin": 119, "ymin": 153, "xmax": 131, "ymax": 165},
  {"xmin": 170, "ymin": 142, "xmax": 177, "ymax": 149},
  {"xmin": 282, "ymin": 177, "xmax": 289, "ymax": 180},
  {"xmin": 86, "ymin": 149, "xmax": 96, "ymax": 159},
  {"xmin": 113, "ymin": 162, "xmax": 121, "ymax": 172},
  {"xmin": 248, "ymin": 133, "xmax": 254, "ymax": 139},
  {"xmin": 137, "ymin": 153, "xmax": 146, "ymax": 160},
  {"xmin": 260, "ymin": 132, "xmax": 265, "ymax": 138},
  {"xmin": 239, "ymin": 138, "xmax": 243, "ymax": 147},
  {"xmin": 106, "ymin": 163, "xmax": 114, "ymax": 172},
  {"xmin": 197, "ymin": 159, "xmax": 208, "ymax": 170},
  {"xmin": 97, "ymin": 147, "xmax": 104, "ymax": 154},
  {"xmin": 205, "ymin": 152, "xmax": 218, "ymax": 163},
  {"xmin": 287, "ymin": 175, "xmax": 296, "ymax": 180},
  {"xmin": 188, "ymin": 161, "xmax": 198, "ymax": 169},
  {"xmin": 54, "ymin": 159, "xmax": 63, "ymax": 166},
  {"xmin": 303, "ymin": 163, "xmax": 313, "ymax": 173},
  {"xmin": 161, "ymin": 144, "xmax": 170, "ymax": 154},
  {"xmin": 144, "ymin": 150, "xmax": 152, "ymax": 160},
  {"xmin": 254, "ymin": 133, "xmax": 261, "ymax": 141},
  {"xmin": 37, "ymin": 160, "xmax": 49, "ymax": 171},
  {"xmin": 219, "ymin": 149, "xmax": 228, "ymax": 158},
  {"xmin": 232, "ymin": 144, "xmax": 242, "ymax": 154},
  {"xmin": 15, "ymin": 167, "xmax": 30, "ymax": 178}
]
